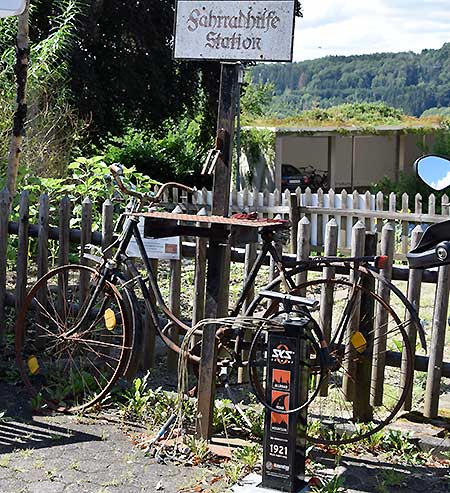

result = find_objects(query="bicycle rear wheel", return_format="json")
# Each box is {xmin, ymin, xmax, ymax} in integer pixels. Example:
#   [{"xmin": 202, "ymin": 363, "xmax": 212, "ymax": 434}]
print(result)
[
  {"xmin": 245, "ymin": 268, "xmax": 415, "ymax": 445},
  {"xmin": 15, "ymin": 265, "xmax": 133, "ymax": 412}
]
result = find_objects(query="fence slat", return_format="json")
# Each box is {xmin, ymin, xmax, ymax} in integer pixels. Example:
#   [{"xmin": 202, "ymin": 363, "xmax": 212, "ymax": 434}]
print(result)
[
  {"xmin": 319, "ymin": 218, "xmax": 338, "ymax": 397},
  {"xmin": 375, "ymin": 191, "xmax": 384, "ymax": 241},
  {"xmin": 0, "ymin": 190, "xmax": 9, "ymax": 344},
  {"xmin": 415, "ymin": 193, "xmax": 422, "ymax": 215},
  {"xmin": 58, "ymin": 196, "xmax": 70, "ymax": 267},
  {"xmin": 343, "ymin": 221, "xmax": 365, "ymax": 400},
  {"xmin": 401, "ymin": 193, "xmax": 409, "ymax": 256},
  {"xmin": 424, "ymin": 263, "xmax": 450, "ymax": 418},
  {"xmin": 296, "ymin": 217, "xmax": 311, "ymax": 293},
  {"xmin": 80, "ymin": 197, "xmax": 92, "ymax": 301},
  {"xmin": 304, "ymin": 187, "xmax": 312, "ymax": 224},
  {"xmin": 37, "ymin": 193, "xmax": 49, "ymax": 280},
  {"xmin": 442, "ymin": 194, "xmax": 449, "ymax": 216},
  {"xmin": 402, "ymin": 225, "xmax": 424, "ymax": 410},
  {"xmin": 102, "ymin": 199, "xmax": 114, "ymax": 256},
  {"xmin": 316, "ymin": 188, "xmax": 324, "ymax": 251},
  {"xmin": 389, "ymin": 192, "xmax": 396, "ymax": 213},
  {"xmin": 353, "ymin": 232, "xmax": 377, "ymax": 421},
  {"xmin": 364, "ymin": 190, "xmax": 372, "ymax": 232},
  {"xmin": 289, "ymin": 192, "xmax": 299, "ymax": 255},
  {"xmin": 371, "ymin": 222, "xmax": 395, "ymax": 406},
  {"xmin": 15, "ymin": 190, "xmax": 29, "ymax": 316},
  {"xmin": 428, "ymin": 194, "xmax": 436, "ymax": 215},
  {"xmin": 340, "ymin": 189, "xmax": 348, "ymax": 250},
  {"xmin": 352, "ymin": 190, "xmax": 360, "ymax": 226}
]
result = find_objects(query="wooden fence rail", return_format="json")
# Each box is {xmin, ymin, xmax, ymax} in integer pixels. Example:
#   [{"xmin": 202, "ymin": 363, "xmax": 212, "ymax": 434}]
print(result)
[{"xmin": 0, "ymin": 188, "xmax": 449, "ymax": 419}]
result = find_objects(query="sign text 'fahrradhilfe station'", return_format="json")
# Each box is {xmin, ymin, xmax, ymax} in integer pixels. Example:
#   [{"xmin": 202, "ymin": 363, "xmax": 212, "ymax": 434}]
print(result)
[{"xmin": 174, "ymin": 1, "xmax": 295, "ymax": 62}]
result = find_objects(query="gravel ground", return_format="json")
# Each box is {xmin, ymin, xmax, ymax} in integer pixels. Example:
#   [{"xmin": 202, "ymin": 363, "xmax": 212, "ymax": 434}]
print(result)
[{"xmin": 0, "ymin": 383, "xmax": 448, "ymax": 493}]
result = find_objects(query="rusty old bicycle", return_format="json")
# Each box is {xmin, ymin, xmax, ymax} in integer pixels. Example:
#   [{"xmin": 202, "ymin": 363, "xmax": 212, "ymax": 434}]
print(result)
[{"xmin": 15, "ymin": 163, "xmax": 428, "ymax": 444}]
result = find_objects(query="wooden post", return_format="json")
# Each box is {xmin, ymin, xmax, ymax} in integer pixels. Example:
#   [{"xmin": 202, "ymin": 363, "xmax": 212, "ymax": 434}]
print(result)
[
  {"xmin": 197, "ymin": 63, "xmax": 239, "ymax": 440},
  {"xmin": 371, "ymin": 223, "xmax": 395, "ymax": 406},
  {"xmin": 15, "ymin": 190, "xmax": 29, "ymax": 316},
  {"xmin": 342, "ymin": 221, "xmax": 365, "ymax": 401},
  {"xmin": 57, "ymin": 196, "xmax": 70, "ymax": 317},
  {"xmin": 319, "ymin": 218, "xmax": 338, "ymax": 397},
  {"xmin": 102, "ymin": 199, "xmax": 114, "ymax": 257},
  {"xmin": 58, "ymin": 196, "xmax": 70, "ymax": 267},
  {"xmin": 424, "ymin": 263, "xmax": 450, "ymax": 418},
  {"xmin": 0, "ymin": 190, "xmax": 9, "ymax": 345},
  {"xmin": 80, "ymin": 197, "xmax": 92, "ymax": 302},
  {"xmin": 402, "ymin": 225, "xmax": 424, "ymax": 410},
  {"xmin": 353, "ymin": 232, "xmax": 376, "ymax": 422},
  {"xmin": 36, "ymin": 193, "xmax": 49, "ymax": 350},
  {"xmin": 168, "ymin": 257, "xmax": 182, "ymax": 371},
  {"xmin": 37, "ymin": 193, "xmax": 49, "ymax": 280}
]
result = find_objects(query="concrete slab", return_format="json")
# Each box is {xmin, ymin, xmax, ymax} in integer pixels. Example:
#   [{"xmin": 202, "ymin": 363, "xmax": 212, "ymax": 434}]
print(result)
[{"xmin": 232, "ymin": 473, "xmax": 311, "ymax": 493}]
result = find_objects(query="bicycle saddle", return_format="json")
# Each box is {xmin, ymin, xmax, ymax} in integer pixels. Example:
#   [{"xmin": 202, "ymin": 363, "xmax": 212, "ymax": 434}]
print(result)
[{"xmin": 407, "ymin": 219, "xmax": 450, "ymax": 268}]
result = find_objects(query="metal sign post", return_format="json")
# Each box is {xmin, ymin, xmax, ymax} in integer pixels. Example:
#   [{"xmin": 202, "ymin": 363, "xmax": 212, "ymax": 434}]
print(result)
[{"xmin": 0, "ymin": 0, "xmax": 26, "ymax": 17}]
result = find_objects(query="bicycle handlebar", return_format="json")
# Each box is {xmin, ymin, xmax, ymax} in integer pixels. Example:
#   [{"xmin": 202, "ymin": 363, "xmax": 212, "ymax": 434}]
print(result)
[{"xmin": 109, "ymin": 163, "xmax": 194, "ymax": 205}]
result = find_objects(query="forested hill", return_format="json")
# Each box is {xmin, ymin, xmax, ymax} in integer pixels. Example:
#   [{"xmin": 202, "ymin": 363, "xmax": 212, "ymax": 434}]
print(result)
[{"xmin": 250, "ymin": 44, "xmax": 450, "ymax": 118}]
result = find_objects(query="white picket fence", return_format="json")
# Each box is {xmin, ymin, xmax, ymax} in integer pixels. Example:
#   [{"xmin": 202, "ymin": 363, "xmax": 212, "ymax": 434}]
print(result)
[{"xmin": 177, "ymin": 187, "xmax": 449, "ymax": 256}]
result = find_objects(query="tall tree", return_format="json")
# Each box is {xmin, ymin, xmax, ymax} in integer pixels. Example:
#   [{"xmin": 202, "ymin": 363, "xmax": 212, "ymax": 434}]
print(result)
[
  {"xmin": 67, "ymin": 0, "xmax": 201, "ymax": 136},
  {"xmin": 6, "ymin": 0, "xmax": 30, "ymax": 204}
]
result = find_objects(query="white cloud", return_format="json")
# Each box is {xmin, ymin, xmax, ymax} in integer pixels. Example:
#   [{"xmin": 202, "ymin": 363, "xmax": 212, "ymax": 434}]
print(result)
[
  {"xmin": 293, "ymin": 0, "xmax": 450, "ymax": 61},
  {"xmin": 431, "ymin": 171, "xmax": 450, "ymax": 191}
]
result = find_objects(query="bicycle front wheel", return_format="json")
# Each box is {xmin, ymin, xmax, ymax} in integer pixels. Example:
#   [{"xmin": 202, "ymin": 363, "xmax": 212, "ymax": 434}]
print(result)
[
  {"xmin": 245, "ymin": 268, "xmax": 415, "ymax": 445},
  {"xmin": 15, "ymin": 265, "xmax": 133, "ymax": 412}
]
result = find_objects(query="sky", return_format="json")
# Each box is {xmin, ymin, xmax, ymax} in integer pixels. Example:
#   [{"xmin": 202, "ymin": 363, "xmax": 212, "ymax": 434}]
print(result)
[{"xmin": 293, "ymin": 0, "xmax": 450, "ymax": 61}]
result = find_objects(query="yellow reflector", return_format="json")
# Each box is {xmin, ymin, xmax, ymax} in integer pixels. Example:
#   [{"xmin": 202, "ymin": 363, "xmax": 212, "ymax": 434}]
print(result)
[
  {"xmin": 28, "ymin": 355, "xmax": 40, "ymax": 375},
  {"xmin": 351, "ymin": 331, "xmax": 367, "ymax": 353},
  {"xmin": 104, "ymin": 308, "xmax": 117, "ymax": 330}
]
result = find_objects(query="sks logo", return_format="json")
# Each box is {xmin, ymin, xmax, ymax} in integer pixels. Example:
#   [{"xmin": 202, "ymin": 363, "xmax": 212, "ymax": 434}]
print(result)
[{"xmin": 272, "ymin": 344, "xmax": 295, "ymax": 365}]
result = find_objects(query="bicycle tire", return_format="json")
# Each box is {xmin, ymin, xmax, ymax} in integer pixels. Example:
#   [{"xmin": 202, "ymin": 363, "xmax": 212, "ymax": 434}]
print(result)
[
  {"xmin": 247, "ymin": 317, "xmax": 325, "ymax": 414},
  {"xmin": 244, "ymin": 267, "xmax": 416, "ymax": 445},
  {"xmin": 15, "ymin": 264, "xmax": 133, "ymax": 412}
]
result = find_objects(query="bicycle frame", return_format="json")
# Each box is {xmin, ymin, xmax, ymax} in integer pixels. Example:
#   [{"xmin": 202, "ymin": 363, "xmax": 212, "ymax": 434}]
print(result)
[{"xmin": 66, "ymin": 190, "xmax": 426, "ymax": 369}]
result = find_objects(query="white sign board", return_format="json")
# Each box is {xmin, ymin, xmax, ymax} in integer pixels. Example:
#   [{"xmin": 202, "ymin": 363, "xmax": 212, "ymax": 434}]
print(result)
[
  {"xmin": 174, "ymin": 0, "xmax": 295, "ymax": 62},
  {"xmin": 127, "ymin": 218, "xmax": 181, "ymax": 261},
  {"xmin": 0, "ymin": 0, "xmax": 26, "ymax": 18}
]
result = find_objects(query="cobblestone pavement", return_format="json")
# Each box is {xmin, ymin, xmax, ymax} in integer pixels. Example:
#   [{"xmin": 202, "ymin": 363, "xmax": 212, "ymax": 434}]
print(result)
[{"xmin": 0, "ymin": 384, "xmax": 448, "ymax": 493}]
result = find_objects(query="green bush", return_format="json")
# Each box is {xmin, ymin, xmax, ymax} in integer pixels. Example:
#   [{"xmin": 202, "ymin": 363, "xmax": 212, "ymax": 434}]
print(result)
[
  {"xmin": 101, "ymin": 116, "xmax": 209, "ymax": 186},
  {"xmin": 15, "ymin": 155, "xmax": 158, "ymax": 229}
]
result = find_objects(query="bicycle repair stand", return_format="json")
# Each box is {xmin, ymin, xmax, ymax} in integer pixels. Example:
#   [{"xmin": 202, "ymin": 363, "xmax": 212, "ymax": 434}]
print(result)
[{"xmin": 233, "ymin": 317, "xmax": 312, "ymax": 493}]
